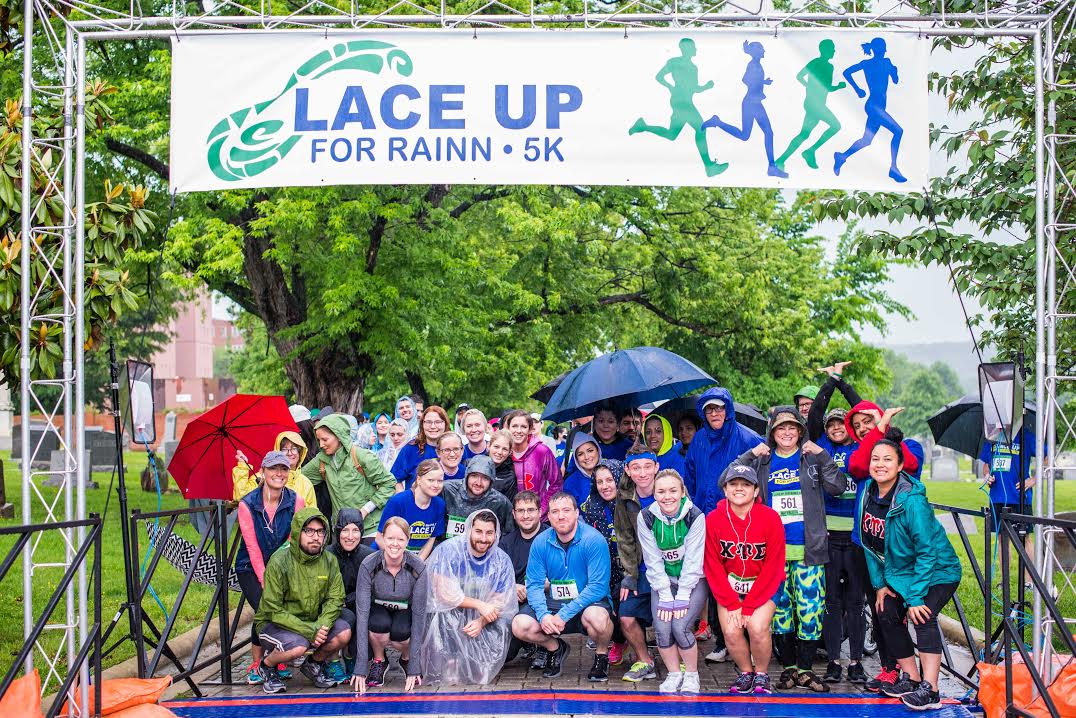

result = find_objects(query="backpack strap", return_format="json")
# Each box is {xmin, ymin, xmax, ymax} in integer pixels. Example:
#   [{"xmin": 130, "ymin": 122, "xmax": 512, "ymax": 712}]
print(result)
[
  {"xmin": 319, "ymin": 447, "xmax": 366, "ymax": 480},
  {"xmin": 350, "ymin": 445, "xmax": 366, "ymax": 478}
]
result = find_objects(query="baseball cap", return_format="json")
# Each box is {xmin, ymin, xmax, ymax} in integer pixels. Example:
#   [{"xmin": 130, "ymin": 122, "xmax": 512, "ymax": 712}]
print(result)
[
  {"xmin": 288, "ymin": 404, "xmax": 311, "ymax": 423},
  {"xmin": 721, "ymin": 464, "xmax": 759, "ymax": 487},
  {"xmin": 466, "ymin": 455, "xmax": 496, "ymax": 478},
  {"xmin": 702, "ymin": 398, "xmax": 725, "ymax": 411},
  {"xmin": 457, "ymin": 403, "xmax": 472, "ymax": 412},
  {"xmin": 824, "ymin": 408, "xmax": 848, "ymax": 425},
  {"xmin": 261, "ymin": 450, "xmax": 291, "ymax": 469}
]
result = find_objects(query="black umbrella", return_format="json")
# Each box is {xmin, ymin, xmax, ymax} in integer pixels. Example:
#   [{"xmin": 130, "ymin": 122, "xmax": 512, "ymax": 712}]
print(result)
[
  {"xmin": 645, "ymin": 395, "xmax": 770, "ymax": 437},
  {"xmin": 531, "ymin": 369, "xmax": 571, "ymax": 404},
  {"xmin": 927, "ymin": 393, "xmax": 1036, "ymax": 458}
]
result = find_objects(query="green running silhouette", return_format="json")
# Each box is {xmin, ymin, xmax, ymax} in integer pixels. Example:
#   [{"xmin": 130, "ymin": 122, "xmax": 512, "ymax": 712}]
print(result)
[
  {"xmin": 776, "ymin": 39, "xmax": 847, "ymax": 172},
  {"xmin": 628, "ymin": 38, "xmax": 727, "ymax": 177}
]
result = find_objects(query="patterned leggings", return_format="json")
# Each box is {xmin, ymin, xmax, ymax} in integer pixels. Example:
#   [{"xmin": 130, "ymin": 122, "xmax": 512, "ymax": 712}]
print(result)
[{"xmin": 772, "ymin": 560, "xmax": 825, "ymax": 641}]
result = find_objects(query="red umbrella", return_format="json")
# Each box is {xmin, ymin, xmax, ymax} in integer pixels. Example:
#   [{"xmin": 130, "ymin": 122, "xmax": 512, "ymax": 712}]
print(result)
[{"xmin": 167, "ymin": 394, "xmax": 300, "ymax": 500}]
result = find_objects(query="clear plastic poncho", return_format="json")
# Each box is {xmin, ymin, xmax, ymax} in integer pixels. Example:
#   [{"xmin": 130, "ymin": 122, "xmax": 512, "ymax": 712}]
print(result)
[{"xmin": 420, "ymin": 510, "xmax": 519, "ymax": 685}]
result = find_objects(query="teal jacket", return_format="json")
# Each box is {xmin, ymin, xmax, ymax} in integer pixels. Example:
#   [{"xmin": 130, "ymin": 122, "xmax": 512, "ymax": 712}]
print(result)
[{"xmin": 857, "ymin": 473, "xmax": 962, "ymax": 606}]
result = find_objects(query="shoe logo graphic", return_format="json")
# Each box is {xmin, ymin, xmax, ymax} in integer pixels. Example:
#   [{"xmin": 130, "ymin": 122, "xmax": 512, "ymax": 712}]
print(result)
[{"xmin": 206, "ymin": 40, "xmax": 413, "ymax": 182}]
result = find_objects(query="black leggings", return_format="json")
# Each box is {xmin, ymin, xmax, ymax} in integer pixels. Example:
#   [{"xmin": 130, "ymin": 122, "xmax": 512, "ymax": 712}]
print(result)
[
  {"xmin": 369, "ymin": 603, "xmax": 412, "ymax": 643},
  {"xmin": 237, "ymin": 572, "xmax": 263, "ymax": 650},
  {"xmin": 876, "ymin": 582, "xmax": 959, "ymax": 659},
  {"xmin": 823, "ymin": 533, "xmax": 868, "ymax": 661}
]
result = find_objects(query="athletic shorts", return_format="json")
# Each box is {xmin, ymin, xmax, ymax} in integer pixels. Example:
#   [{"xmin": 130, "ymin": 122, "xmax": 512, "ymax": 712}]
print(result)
[
  {"xmin": 519, "ymin": 600, "xmax": 613, "ymax": 636},
  {"xmin": 258, "ymin": 617, "xmax": 350, "ymax": 654}
]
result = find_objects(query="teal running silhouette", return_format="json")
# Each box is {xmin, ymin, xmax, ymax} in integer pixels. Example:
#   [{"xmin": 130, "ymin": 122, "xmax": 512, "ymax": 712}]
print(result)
[
  {"xmin": 701, "ymin": 41, "xmax": 787, "ymax": 179},
  {"xmin": 206, "ymin": 41, "xmax": 413, "ymax": 182},
  {"xmin": 776, "ymin": 39, "xmax": 847, "ymax": 172},
  {"xmin": 628, "ymin": 38, "xmax": 727, "ymax": 177},
  {"xmin": 833, "ymin": 37, "xmax": 907, "ymax": 183}
]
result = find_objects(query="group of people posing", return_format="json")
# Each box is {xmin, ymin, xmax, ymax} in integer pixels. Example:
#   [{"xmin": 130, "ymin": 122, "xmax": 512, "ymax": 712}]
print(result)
[{"xmin": 230, "ymin": 363, "xmax": 963, "ymax": 711}]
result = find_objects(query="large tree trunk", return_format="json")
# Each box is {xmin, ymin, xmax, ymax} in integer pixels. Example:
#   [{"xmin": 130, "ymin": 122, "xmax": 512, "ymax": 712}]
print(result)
[
  {"xmin": 282, "ymin": 352, "xmax": 368, "ymax": 414},
  {"xmin": 241, "ymin": 222, "xmax": 373, "ymax": 414}
]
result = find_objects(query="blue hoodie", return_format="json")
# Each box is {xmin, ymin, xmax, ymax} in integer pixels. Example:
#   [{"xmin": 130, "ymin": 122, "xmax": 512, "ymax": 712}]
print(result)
[
  {"xmin": 526, "ymin": 522, "xmax": 612, "ymax": 622},
  {"xmin": 684, "ymin": 387, "xmax": 765, "ymax": 513},
  {"xmin": 563, "ymin": 432, "xmax": 601, "ymax": 508}
]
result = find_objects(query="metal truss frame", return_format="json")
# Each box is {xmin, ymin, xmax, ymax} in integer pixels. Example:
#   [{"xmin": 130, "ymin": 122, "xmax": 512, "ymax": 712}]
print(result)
[{"xmin": 17, "ymin": 0, "xmax": 1074, "ymax": 705}]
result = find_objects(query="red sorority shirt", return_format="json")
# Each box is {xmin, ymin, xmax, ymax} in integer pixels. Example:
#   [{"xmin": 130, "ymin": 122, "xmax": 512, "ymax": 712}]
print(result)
[{"xmin": 704, "ymin": 499, "xmax": 786, "ymax": 616}]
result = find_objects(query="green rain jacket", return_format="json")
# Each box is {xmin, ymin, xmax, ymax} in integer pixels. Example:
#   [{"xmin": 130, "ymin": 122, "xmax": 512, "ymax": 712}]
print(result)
[
  {"xmin": 254, "ymin": 507, "xmax": 345, "ymax": 641},
  {"xmin": 300, "ymin": 414, "xmax": 397, "ymax": 533},
  {"xmin": 857, "ymin": 473, "xmax": 962, "ymax": 606}
]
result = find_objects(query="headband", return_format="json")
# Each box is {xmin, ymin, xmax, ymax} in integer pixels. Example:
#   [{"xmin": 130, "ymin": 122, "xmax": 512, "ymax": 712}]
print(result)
[{"xmin": 626, "ymin": 451, "xmax": 658, "ymax": 465}]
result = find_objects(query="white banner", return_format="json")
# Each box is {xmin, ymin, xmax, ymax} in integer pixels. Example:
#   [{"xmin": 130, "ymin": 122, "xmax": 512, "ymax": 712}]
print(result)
[{"xmin": 170, "ymin": 30, "xmax": 928, "ymax": 193}]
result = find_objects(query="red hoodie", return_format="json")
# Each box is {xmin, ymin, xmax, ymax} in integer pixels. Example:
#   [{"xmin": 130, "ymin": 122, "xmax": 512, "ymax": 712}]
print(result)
[
  {"xmin": 704, "ymin": 499, "xmax": 786, "ymax": 616},
  {"xmin": 845, "ymin": 400, "xmax": 921, "ymax": 479}
]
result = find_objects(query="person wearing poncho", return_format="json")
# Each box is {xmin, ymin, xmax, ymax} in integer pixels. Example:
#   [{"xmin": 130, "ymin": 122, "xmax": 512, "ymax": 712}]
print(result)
[{"xmin": 419, "ymin": 509, "xmax": 519, "ymax": 685}]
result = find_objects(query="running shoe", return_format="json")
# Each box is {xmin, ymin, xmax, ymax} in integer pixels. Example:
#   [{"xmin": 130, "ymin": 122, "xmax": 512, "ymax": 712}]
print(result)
[
  {"xmin": 730, "ymin": 671, "xmax": 755, "ymax": 694},
  {"xmin": 366, "ymin": 659, "xmax": 388, "ymax": 688},
  {"xmin": 543, "ymin": 638, "xmax": 570, "ymax": 679},
  {"xmin": 694, "ymin": 619, "xmax": 713, "ymax": 641},
  {"xmin": 300, "ymin": 659, "xmax": 336, "ymax": 689},
  {"xmin": 752, "ymin": 671, "xmax": 772, "ymax": 695},
  {"xmin": 881, "ymin": 671, "xmax": 918, "ymax": 698},
  {"xmin": 847, "ymin": 662, "xmax": 868, "ymax": 684},
  {"xmin": 261, "ymin": 663, "xmax": 286, "ymax": 694},
  {"xmin": 865, "ymin": 667, "xmax": 898, "ymax": 693},
  {"xmin": 704, "ymin": 647, "xmax": 729, "ymax": 663},
  {"xmin": 324, "ymin": 659, "xmax": 347, "ymax": 685},
  {"xmin": 901, "ymin": 681, "xmax": 942, "ymax": 711},
  {"xmin": 622, "ymin": 661, "xmax": 657, "ymax": 682},
  {"xmin": 245, "ymin": 664, "xmax": 263, "ymax": 685},
  {"xmin": 530, "ymin": 646, "xmax": 549, "ymax": 670},
  {"xmin": 824, "ymin": 661, "xmax": 842, "ymax": 683},
  {"xmin": 608, "ymin": 641, "xmax": 626, "ymax": 666},
  {"xmin": 659, "ymin": 671, "xmax": 683, "ymax": 694},
  {"xmin": 277, "ymin": 663, "xmax": 293, "ymax": 680},
  {"xmin": 588, "ymin": 653, "xmax": 610, "ymax": 682},
  {"xmin": 680, "ymin": 672, "xmax": 700, "ymax": 694}
]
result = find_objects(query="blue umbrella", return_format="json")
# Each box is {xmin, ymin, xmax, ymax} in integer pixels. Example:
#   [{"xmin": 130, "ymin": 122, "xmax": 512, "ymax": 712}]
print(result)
[{"xmin": 540, "ymin": 347, "xmax": 716, "ymax": 423}]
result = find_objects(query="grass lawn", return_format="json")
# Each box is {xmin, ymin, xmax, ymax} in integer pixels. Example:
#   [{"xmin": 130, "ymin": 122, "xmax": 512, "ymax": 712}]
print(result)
[
  {"xmin": 0, "ymin": 449, "xmax": 216, "ymax": 684},
  {"xmin": 921, "ymin": 479, "xmax": 1076, "ymax": 653}
]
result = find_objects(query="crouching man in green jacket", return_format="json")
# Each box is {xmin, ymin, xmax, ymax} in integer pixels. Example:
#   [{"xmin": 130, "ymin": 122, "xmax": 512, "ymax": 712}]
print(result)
[{"xmin": 254, "ymin": 507, "xmax": 351, "ymax": 694}]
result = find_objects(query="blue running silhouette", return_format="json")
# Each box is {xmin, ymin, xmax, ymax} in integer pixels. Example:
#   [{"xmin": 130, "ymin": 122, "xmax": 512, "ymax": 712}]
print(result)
[
  {"xmin": 702, "ymin": 41, "xmax": 788, "ymax": 179},
  {"xmin": 833, "ymin": 37, "xmax": 907, "ymax": 183}
]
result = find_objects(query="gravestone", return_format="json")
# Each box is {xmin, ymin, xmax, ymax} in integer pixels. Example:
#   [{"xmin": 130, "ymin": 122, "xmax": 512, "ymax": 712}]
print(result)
[
  {"xmin": 13, "ymin": 423, "xmax": 60, "ymax": 469},
  {"xmin": 0, "ymin": 460, "xmax": 14, "ymax": 518},
  {"xmin": 937, "ymin": 512, "xmax": 978, "ymax": 536},
  {"xmin": 931, "ymin": 455, "xmax": 960, "ymax": 482},
  {"xmin": 84, "ymin": 427, "xmax": 119, "ymax": 472},
  {"xmin": 44, "ymin": 449, "xmax": 96, "ymax": 488},
  {"xmin": 0, "ymin": 383, "xmax": 11, "ymax": 451},
  {"xmin": 1054, "ymin": 511, "xmax": 1076, "ymax": 571}
]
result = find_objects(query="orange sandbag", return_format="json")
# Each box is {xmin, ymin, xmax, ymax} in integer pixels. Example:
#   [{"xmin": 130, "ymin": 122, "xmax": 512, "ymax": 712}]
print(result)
[
  {"xmin": 0, "ymin": 669, "xmax": 43, "ymax": 718},
  {"xmin": 63, "ymin": 676, "xmax": 172, "ymax": 716},
  {"xmin": 109, "ymin": 704, "xmax": 178, "ymax": 718},
  {"xmin": 977, "ymin": 660, "xmax": 1076, "ymax": 718}
]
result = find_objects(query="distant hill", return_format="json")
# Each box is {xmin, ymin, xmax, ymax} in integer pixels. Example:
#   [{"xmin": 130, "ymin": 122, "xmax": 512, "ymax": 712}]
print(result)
[{"xmin": 875, "ymin": 340, "xmax": 993, "ymax": 394}]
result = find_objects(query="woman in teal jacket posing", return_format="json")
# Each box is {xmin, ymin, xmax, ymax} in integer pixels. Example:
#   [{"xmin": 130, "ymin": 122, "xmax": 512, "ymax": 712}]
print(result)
[{"xmin": 857, "ymin": 428, "xmax": 961, "ymax": 711}]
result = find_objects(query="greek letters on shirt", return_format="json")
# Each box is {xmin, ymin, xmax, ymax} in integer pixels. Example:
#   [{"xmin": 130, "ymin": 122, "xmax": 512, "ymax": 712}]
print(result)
[
  {"xmin": 862, "ymin": 511, "xmax": 886, "ymax": 541},
  {"xmin": 523, "ymin": 472, "xmax": 536, "ymax": 491},
  {"xmin": 717, "ymin": 539, "xmax": 768, "ymax": 562}
]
